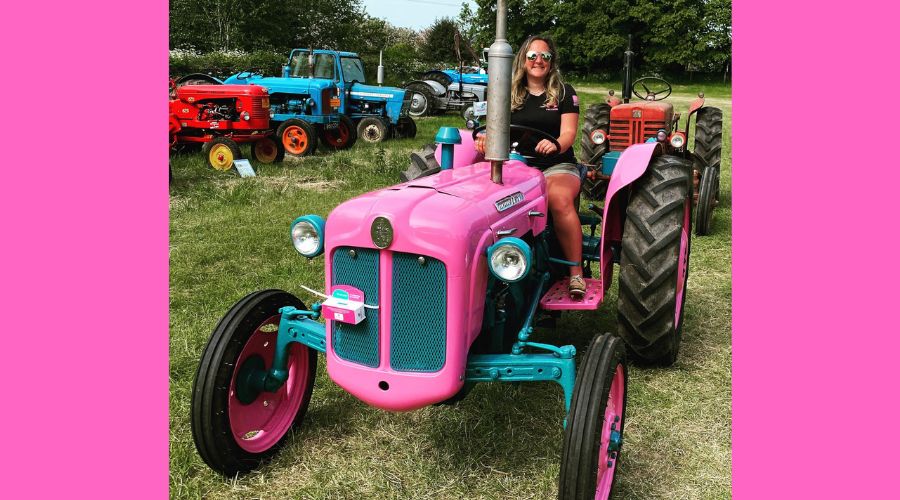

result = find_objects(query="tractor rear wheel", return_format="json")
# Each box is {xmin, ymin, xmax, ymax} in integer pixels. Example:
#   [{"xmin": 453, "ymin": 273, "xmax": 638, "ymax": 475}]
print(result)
[
  {"xmin": 319, "ymin": 114, "xmax": 357, "ymax": 150},
  {"xmin": 277, "ymin": 119, "xmax": 317, "ymax": 158},
  {"xmin": 694, "ymin": 166, "xmax": 719, "ymax": 236},
  {"xmin": 357, "ymin": 116, "xmax": 389, "ymax": 144},
  {"xmin": 394, "ymin": 116, "xmax": 417, "ymax": 139},
  {"xmin": 694, "ymin": 106, "xmax": 723, "ymax": 198},
  {"xmin": 203, "ymin": 137, "xmax": 241, "ymax": 171},
  {"xmin": 559, "ymin": 333, "xmax": 627, "ymax": 500},
  {"xmin": 251, "ymin": 137, "xmax": 285, "ymax": 164},
  {"xmin": 407, "ymin": 83, "xmax": 434, "ymax": 117},
  {"xmin": 191, "ymin": 290, "xmax": 317, "ymax": 476},
  {"xmin": 580, "ymin": 103, "xmax": 611, "ymax": 200},
  {"xmin": 617, "ymin": 154, "xmax": 692, "ymax": 366},
  {"xmin": 423, "ymin": 70, "xmax": 452, "ymax": 88}
]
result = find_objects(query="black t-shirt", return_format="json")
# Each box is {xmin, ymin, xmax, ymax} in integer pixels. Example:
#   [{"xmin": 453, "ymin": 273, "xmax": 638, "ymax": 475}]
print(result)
[{"xmin": 510, "ymin": 83, "xmax": 579, "ymax": 169}]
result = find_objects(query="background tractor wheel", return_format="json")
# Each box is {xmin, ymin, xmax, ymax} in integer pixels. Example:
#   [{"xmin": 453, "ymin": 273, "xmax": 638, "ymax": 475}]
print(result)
[
  {"xmin": 559, "ymin": 333, "xmax": 627, "ymax": 500},
  {"xmin": 407, "ymin": 83, "xmax": 435, "ymax": 117},
  {"xmin": 423, "ymin": 70, "xmax": 452, "ymax": 88},
  {"xmin": 250, "ymin": 137, "xmax": 285, "ymax": 164},
  {"xmin": 394, "ymin": 116, "xmax": 417, "ymax": 139},
  {"xmin": 277, "ymin": 119, "xmax": 317, "ymax": 157},
  {"xmin": 694, "ymin": 106, "xmax": 723, "ymax": 198},
  {"xmin": 580, "ymin": 103, "xmax": 611, "ymax": 200},
  {"xmin": 461, "ymin": 105, "xmax": 475, "ymax": 122},
  {"xmin": 617, "ymin": 155, "xmax": 692, "ymax": 366},
  {"xmin": 694, "ymin": 166, "xmax": 719, "ymax": 236},
  {"xmin": 191, "ymin": 290, "xmax": 317, "ymax": 476},
  {"xmin": 202, "ymin": 137, "xmax": 241, "ymax": 171},
  {"xmin": 357, "ymin": 116, "xmax": 389, "ymax": 144},
  {"xmin": 319, "ymin": 114, "xmax": 358, "ymax": 150}
]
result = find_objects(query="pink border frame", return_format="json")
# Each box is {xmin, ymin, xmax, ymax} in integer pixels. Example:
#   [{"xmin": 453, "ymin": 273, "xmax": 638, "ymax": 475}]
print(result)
[{"xmin": 6, "ymin": 1, "xmax": 900, "ymax": 498}]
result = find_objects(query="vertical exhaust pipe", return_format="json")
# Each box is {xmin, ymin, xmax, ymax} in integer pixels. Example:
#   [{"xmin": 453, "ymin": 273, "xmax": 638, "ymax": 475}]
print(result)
[
  {"xmin": 485, "ymin": 0, "xmax": 513, "ymax": 184},
  {"xmin": 377, "ymin": 50, "xmax": 385, "ymax": 86}
]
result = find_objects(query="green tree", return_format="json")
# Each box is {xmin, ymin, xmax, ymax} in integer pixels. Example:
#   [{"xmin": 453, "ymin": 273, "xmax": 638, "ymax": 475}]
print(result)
[{"xmin": 420, "ymin": 17, "xmax": 462, "ymax": 65}]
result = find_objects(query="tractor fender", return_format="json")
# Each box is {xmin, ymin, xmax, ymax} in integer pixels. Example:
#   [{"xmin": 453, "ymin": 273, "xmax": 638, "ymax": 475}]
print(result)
[
  {"xmin": 408, "ymin": 79, "xmax": 447, "ymax": 97},
  {"xmin": 598, "ymin": 142, "xmax": 662, "ymax": 290}
]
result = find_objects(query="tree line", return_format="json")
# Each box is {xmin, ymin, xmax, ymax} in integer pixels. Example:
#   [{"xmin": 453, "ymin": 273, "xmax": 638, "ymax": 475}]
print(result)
[{"xmin": 170, "ymin": 0, "xmax": 731, "ymax": 81}]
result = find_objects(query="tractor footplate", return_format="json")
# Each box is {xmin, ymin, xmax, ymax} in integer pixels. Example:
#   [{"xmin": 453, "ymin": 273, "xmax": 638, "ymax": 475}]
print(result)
[{"xmin": 539, "ymin": 278, "xmax": 603, "ymax": 311}]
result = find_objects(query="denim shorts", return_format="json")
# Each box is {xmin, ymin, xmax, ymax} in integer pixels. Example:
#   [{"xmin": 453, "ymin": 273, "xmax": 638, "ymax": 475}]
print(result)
[{"xmin": 543, "ymin": 162, "xmax": 581, "ymax": 179}]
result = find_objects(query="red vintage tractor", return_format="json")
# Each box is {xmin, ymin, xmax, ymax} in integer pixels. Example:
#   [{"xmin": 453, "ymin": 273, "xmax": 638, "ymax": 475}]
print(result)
[
  {"xmin": 169, "ymin": 79, "xmax": 284, "ymax": 171},
  {"xmin": 580, "ymin": 40, "xmax": 723, "ymax": 235}
]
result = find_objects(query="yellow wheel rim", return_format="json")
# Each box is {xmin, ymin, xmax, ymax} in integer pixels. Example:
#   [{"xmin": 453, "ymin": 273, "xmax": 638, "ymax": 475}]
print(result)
[
  {"xmin": 209, "ymin": 143, "xmax": 234, "ymax": 171},
  {"xmin": 254, "ymin": 138, "xmax": 277, "ymax": 164},
  {"xmin": 283, "ymin": 126, "xmax": 309, "ymax": 155}
]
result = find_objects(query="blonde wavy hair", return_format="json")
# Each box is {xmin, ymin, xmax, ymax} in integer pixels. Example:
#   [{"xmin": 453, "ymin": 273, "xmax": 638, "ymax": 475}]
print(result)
[{"xmin": 510, "ymin": 35, "xmax": 565, "ymax": 112}]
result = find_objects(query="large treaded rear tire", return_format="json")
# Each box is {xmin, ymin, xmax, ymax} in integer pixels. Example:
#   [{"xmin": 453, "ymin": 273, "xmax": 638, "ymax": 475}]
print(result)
[
  {"xmin": 407, "ymin": 83, "xmax": 435, "ymax": 117},
  {"xmin": 580, "ymin": 103, "xmax": 611, "ymax": 200},
  {"xmin": 694, "ymin": 166, "xmax": 719, "ymax": 236},
  {"xmin": 694, "ymin": 107, "xmax": 723, "ymax": 198},
  {"xmin": 617, "ymin": 155, "xmax": 692, "ymax": 365}
]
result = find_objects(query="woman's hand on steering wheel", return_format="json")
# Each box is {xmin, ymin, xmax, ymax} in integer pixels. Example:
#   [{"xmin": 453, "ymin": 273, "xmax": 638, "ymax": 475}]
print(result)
[
  {"xmin": 472, "ymin": 124, "xmax": 561, "ymax": 157},
  {"xmin": 534, "ymin": 139, "xmax": 559, "ymax": 155}
]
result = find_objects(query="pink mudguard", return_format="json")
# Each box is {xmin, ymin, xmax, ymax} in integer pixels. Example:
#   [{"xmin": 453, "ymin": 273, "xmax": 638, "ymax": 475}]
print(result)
[
  {"xmin": 323, "ymin": 159, "xmax": 548, "ymax": 411},
  {"xmin": 599, "ymin": 142, "xmax": 661, "ymax": 293}
]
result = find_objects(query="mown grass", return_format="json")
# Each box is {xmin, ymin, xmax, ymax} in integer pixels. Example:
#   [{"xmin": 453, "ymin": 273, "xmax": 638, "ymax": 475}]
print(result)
[{"xmin": 169, "ymin": 83, "xmax": 731, "ymax": 499}]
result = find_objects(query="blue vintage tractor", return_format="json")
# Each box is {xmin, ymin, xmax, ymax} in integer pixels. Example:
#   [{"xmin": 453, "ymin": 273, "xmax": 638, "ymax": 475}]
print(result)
[{"xmin": 226, "ymin": 49, "xmax": 416, "ymax": 148}]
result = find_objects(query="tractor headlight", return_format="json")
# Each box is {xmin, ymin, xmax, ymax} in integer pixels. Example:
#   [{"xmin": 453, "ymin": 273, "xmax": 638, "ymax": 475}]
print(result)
[
  {"xmin": 241, "ymin": 111, "xmax": 251, "ymax": 121},
  {"xmin": 656, "ymin": 129, "xmax": 668, "ymax": 142},
  {"xmin": 487, "ymin": 238, "xmax": 532, "ymax": 283},
  {"xmin": 669, "ymin": 132, "xmax": 686, "ymax": 149},
  {"xmin": 590, "ymin": 129, "xmax": 606, "ymax": 145},
  {"xmin": 290, "ymin": 215, "xmax": 326, "ymax": 257}
]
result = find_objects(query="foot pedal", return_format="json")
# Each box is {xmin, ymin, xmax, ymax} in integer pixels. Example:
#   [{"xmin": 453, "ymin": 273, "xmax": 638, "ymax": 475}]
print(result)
[{"xmin": 540, "ymin": 278, "xmax": 603, "ymax": 311}]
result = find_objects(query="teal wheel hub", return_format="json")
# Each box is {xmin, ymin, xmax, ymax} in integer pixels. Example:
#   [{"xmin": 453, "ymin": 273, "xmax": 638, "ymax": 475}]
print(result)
[{"xmin": 234, "ymin": 355, "xmax": 267, "ymax": 404}]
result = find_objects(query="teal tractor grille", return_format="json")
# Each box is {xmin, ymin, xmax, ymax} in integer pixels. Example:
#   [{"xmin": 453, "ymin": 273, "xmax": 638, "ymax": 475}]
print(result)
[
  {"xmin": 331, "ymin": 247, "xmax": 380, "ymax": 367},
  {"xmin": 390, "ymin": 253, "xmax": 447, "ymax": 372},
  {"xmin": 330, "ymin": 247, "xmax": 448, "ymax": 372}
]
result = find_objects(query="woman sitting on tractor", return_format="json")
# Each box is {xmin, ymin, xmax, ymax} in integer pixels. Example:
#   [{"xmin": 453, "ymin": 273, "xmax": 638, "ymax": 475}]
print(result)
[{"xmin": 475, "ymin": 35, "xmax": 583, "ymax": 298}]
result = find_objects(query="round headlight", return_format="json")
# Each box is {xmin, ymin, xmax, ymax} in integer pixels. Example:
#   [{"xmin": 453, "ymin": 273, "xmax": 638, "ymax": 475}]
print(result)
[
  {"xmin": 241, "ymin": 111, "xmax": 251, "ymax": 121},
  {"xmin": 656, "ymin": 129, "xmax": 668, "ymax": 142},
  {"xmin": 590, "ymin": 129, "xmax": 606, "ymax": 145},
  {"xmin": 290, "ymin": 215, "xmax": 325, "ymax": 257},
  {"xmin": 488, "ymin": 238, "xmax": 532, "ymax": 283},
  {"xmin": 670, "ymin": 133, "xmax": 685, "ymax": 148}
]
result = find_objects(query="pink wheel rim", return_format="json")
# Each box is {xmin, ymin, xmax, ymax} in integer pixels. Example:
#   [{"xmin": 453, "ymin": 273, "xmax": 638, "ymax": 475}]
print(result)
[
  {"xmin": 674, "ymin": 199, "xmax": 690, "ymax": 325},
  {"xmin": 228, "ymin": 315, "xmax": 311, "ymax": 453},
  {"xmin": 595, "ymin": 364, "xmax": 625, "ymax": 499}
]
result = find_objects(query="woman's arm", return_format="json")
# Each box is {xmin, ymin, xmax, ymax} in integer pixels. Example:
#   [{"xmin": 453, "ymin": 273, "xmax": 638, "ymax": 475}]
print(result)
[{"xmin": 535, "ymin": 112, "xmax": 578, "ymax": 155}]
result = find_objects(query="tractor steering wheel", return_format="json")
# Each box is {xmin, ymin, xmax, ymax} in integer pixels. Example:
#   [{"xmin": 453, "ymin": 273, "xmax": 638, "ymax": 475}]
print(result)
[
  {"xmin": 472, "ymin": 124, "xmax": 561, "ymax": 158},
  {"xmin": 632, "ymin": 77, "xmax": 673, "ymax": 101}
]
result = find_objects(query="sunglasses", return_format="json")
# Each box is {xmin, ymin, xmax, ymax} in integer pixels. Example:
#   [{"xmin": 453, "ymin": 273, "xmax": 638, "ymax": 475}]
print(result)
[{"xmin": 526, "ymin": 50, "xmax": 553, "ymax": 62}]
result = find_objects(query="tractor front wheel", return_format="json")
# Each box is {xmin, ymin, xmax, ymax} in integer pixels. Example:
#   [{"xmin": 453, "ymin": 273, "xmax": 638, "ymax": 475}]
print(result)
[
  {"xmin": 251, "ymin": 137, "xmax": 285, "ymax": 164},
  {"xmin": 694, "ymin": 165, "xmax": 719, "ymax": 236},
  {"xmin": 277, "ymin": 119, "xmax": 317, "ymax": 158},
  {"xmin": 394, "ymin": 116, "xmax": 417, "ymax": 139},
  {"xmin": 320, "ymin": 114, "xmax": 358, "ymax": 150},
  {"xmin": 559, "ymin": 333, "xmax": 627, "ymax": 500},
  {"xmin": 191, "ymin": 289, "xmax": 317, "ymax": 476},
  {"xmin": 357, "ymin": 117, "xmax": 389, "ymax": 144},
  {"xmin": 580, "ymin": 103, "xmax": 611, "ymax": 200},
  {"xmin": 203, "ymin": 137, "xmax": 241, "ymax": 171},
  {"xmin": 617, "ymin": 154, "xmax": 692, "ymax": 365}
]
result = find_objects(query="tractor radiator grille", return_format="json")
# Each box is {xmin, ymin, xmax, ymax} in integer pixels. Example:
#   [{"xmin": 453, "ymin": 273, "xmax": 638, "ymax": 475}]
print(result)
[
  {"xmin": 390, "ymin": 253, "xmax": 447, "ymax": 372},
  {"xmin": 330, "ymin": 247, "xmax": 448, "ymax": 371},
  {"xmin": 609, "ymin": 119, "xmax": 669, "ymax": 151},
  {"xmin": 250, "ymin": 97, "xmax": 267, "ymax": 119},
  {"xmin": 331, "ymin": 247, "xmax": 380, "ymax": 367},
  {"xmin": 321, "ymin": 89, "xmax": 333, "ymax": 115}
]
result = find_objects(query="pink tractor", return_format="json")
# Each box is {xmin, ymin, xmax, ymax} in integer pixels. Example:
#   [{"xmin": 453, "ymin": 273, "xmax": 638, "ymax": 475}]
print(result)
[{"xmin": 190, "ymin": 3, "xmax": 693, "ymax": 498}]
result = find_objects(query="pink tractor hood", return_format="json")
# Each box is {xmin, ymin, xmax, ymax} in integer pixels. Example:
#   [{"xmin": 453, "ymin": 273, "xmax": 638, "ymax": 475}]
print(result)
[{"xmin": 322, "ymin": 160, "xmax": 548, "ymax": 411}]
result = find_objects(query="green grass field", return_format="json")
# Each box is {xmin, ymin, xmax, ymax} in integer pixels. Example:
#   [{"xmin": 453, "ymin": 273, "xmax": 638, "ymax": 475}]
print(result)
[{"xmin": 169, "ymin": 81, "xmax": 731, "ymax": 499}]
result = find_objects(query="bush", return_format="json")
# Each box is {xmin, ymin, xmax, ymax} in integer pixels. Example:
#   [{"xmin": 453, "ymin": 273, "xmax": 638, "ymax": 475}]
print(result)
[{"xmin": 169, "ymin": 50, "xmax": 286, "ymax": 80}]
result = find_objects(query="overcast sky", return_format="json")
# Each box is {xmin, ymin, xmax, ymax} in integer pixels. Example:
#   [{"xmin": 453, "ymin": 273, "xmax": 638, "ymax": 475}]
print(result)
[{"xmin": 360, "ymin": 0, "xmax": 477, "ymax": 30}]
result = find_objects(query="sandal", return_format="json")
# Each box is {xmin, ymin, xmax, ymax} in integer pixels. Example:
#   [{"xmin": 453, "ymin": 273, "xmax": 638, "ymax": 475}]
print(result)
[{"xmin": 569, "ymin": 274, "xmax": 586, "ymax": 300}]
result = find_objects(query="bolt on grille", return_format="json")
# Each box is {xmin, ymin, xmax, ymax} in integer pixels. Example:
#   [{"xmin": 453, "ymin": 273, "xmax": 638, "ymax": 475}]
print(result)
[{"xmin": 390, "ymin": 253, "xmax": 447, "ymax": 372}]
